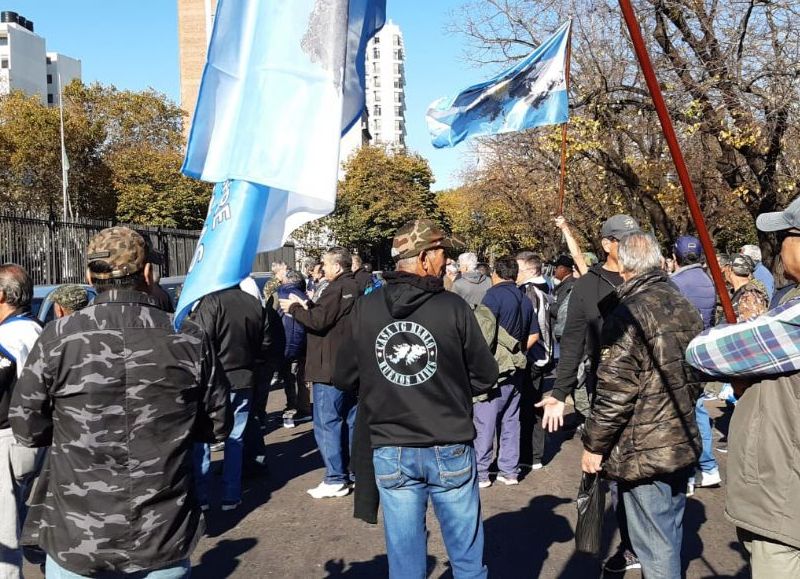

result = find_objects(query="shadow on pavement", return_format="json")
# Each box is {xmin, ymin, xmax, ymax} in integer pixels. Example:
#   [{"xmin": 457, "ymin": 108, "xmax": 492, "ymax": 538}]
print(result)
[
  {"xmin": 192, "ymin": 538, "xmax": 258, "ymax": 578},
  {"xmin": 322, "ymin": 555, "xmax": 437, "ymax": 577}
]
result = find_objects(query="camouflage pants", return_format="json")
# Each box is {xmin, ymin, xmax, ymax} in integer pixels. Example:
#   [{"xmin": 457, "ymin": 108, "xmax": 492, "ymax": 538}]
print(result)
[{"xmin": 0, "ymin": 428, "xmax": 22, "ymax": 579}]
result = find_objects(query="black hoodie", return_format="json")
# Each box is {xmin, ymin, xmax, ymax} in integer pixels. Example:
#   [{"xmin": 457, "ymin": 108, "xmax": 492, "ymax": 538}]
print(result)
[{"xmin": 334, "ymin": 271, "xmax": 498, "ymax": 447}]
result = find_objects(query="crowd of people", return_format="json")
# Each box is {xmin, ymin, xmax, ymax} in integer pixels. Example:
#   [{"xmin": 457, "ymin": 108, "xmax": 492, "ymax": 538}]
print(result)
[{"xmin": 1, "ymin": 196, "xmax": 800, "ymax": 578}]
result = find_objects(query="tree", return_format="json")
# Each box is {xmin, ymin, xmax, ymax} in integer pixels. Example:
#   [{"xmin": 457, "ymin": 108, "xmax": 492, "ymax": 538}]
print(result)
[
  {"xmin": 317, "ymin": 146, "xmax": 444, "ymax": 265},
  {"xmin": 450, "ymin": 0, "xmax": 799, "ymax": 262},
  {"xmin": 0, "ymin": 82, "xmax": 212, "ymax": 228}
]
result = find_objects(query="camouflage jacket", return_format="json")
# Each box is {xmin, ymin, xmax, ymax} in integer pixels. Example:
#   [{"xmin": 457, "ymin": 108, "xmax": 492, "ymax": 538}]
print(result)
[{"xmin": 10, "ymin": 289, "xmax": 232, "ymax": 575}]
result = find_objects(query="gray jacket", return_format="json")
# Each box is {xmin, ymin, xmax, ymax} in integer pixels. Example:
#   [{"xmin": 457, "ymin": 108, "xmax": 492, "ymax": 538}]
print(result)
[{"xmin": 452, "ymin": 271, "xmax": 492, "ymax": 308}]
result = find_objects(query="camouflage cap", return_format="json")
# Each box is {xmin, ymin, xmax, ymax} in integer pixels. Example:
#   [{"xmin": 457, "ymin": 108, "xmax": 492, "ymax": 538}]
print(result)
[
  {"xmin": 391, "ymin": 219, "xmax": 464, "ymax": 262},
  {"xmin": 86, "ymin": 226, "xmax": 146, "ymax": 280},
  {"xmin": 50, "ymin": 284, "xmax": 89, "ymax": 312}
]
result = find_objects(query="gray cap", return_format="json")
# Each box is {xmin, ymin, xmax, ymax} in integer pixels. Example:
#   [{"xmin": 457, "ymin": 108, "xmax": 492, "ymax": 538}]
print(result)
[
  {"xmin": 730, "ymin": 254, "xmax": 755, "ymax": 276},
  {"xmin": 601, "ymin": 214, "xmax": 641, "ymax": 239},
  {"xmin": 756, "ymin": 197, "xmax": 800, "ymax": 232}
]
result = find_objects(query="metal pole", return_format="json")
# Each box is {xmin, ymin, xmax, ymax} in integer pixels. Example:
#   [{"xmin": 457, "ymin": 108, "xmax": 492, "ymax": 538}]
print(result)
[
  {"xmin": 618, "ymin": 0, "xmax": 736, "ymax": 323},
  {"xmin": 58, "ymin": 72, "xmax": 71, "ymax": 221},
  {"xmin": 558, "ymin": 22, "xmax": 573, "ymax": 216}
]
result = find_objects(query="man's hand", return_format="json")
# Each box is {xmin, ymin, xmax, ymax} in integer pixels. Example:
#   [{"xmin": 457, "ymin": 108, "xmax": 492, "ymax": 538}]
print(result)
[
  {"xmin": 535, "ymin": 396, "xmax": 565, "ymax": 432},
  {"xmin": 554, "ymin": 215, "xmax": 569, "ymax": 232},
  {"xmin": 279, "ymin": 293, "xmax": 307, "ymax": 313},
  {"xmin": 581, "ymin": 450, "xmax": 603, "ymax": 474}
]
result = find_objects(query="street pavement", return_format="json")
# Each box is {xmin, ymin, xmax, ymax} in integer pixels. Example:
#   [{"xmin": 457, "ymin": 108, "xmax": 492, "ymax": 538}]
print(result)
[{"xmin": 26, "ymin": 391, "xmax": 747, "ymax": 578}]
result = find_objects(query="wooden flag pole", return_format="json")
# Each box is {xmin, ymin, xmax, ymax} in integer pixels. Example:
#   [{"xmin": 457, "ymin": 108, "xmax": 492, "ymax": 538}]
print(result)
[
  {"xmin": 557, "ymin": 22, "xmax": 573, "ymax": 216},
  {"xmin": 618, "ymin": 0, "xmax": 736, "ymax": 323}
]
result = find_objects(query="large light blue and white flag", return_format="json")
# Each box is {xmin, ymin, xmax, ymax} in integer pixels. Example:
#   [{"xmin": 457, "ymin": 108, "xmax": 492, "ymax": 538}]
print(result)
[
  {"xmin": 426, "ymin": 20, "xmax": 571, "ymax": 149},
  {"xmin": 176, "ymin": 0, "xmax": 386, "ymax": 328}
]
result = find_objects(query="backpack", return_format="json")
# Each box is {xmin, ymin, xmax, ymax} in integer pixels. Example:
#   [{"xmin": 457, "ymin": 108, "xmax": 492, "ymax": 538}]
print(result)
[
  {"xmin": 553, "ymin": 284, "xmax": 574, "ymax": 339},
  {"xmin": 521, "ymin": 283, "xmax": 554, "ymax": 370}
]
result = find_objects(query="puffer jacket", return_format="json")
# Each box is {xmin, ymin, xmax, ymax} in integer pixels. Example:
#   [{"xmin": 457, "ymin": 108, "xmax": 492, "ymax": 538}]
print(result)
[{"xmin": 583, "ymin": 270, "xmax": 704, "ymax": 482}]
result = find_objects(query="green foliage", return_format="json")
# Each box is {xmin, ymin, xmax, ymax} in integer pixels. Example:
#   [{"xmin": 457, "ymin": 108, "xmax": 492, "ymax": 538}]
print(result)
[
  {"xmin": 319, "ymin": 146, "xmax": 444, "ymax": 258},
  {"xmin": 0, "ymin": 82, "xmax": 211, "ymax": 228}
]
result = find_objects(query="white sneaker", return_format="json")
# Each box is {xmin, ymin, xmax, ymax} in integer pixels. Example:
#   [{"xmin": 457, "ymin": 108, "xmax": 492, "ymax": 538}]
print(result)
[
  {"xmin": 307, "ymin": 481, "xmax": 350, "ymax": 499},
  {"xmin": 496, "ymin": 475, "xmax": 519, "ymax": 486},
  {"xmin": 478, "ymin": 479, "xmax": 492, "ymax": 489},
  {"xmin": 697, "ymin": 470, "xmax": 722, "ymax": 487}
]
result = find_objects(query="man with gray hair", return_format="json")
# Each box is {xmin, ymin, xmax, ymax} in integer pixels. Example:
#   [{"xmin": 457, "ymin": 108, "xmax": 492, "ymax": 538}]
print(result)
[
  {"xmin": 452, "ymin": 252, "xmax": 491, "ymax": 307},
  {"xmin": 0, "ymin": 264, "xmax": 42, "ymax": 578},
  {"xmin": 582, "ymin": 232, "xmax": 703, "ymax": 579},
  {"xmin": 740, "ymin": 244, "xmax": 774, "ymax": 300}
]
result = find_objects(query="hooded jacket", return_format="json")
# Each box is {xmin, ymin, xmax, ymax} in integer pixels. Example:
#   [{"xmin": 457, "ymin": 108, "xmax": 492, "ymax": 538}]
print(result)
[
  {"xmin": 452, "ymin": 271, "xmax": 492, "ymax": 308},
  {"xmin": 290, "ymin": 271, "xmax": 360, "ymax": 384},
  {"xmin": 582, "ymin": 270, "xmax": 703, "ymax": 481},
  {"xmin": 552, "ymin": 264, "xmax": 623, "ymax": 401},
  {"xmin": 334, "ymin": 271, "xmax": 498, "ymax": 447}
]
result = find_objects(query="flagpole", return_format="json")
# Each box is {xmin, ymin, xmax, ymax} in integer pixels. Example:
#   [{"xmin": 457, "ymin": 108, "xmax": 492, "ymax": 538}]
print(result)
[
  {"xmin": 58, "ymin": 72, "xmax": 70, "ymax": 221},
  {"xmin": 557, "ymin": 21, "xmax": 572, "ymax": 216},
  {"xmin": 618, "ymin": 0, "xmax": 736, "ymax": 324}
]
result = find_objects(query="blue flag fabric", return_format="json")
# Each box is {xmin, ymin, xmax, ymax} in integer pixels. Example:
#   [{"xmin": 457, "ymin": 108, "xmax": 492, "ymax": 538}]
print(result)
[
  {"xmin": 426, "ymin": 21, "xmax": 571, "ymax": 149},
  {"xmin": 175, "ymin": 0, "xmax": 385, "ymax": 329}
]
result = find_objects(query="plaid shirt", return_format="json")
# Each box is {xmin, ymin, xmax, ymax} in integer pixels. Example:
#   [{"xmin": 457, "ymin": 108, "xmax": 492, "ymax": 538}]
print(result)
[{"xmin": 686, "ymin": 296, "xmax": 800, "ymax": 377}]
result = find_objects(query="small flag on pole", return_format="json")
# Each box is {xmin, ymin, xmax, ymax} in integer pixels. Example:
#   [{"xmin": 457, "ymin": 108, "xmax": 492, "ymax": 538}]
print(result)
[
  {"xmin": 175, "ymin": 0, "xmax": 386, "ymax": 328},
  {"xmin": 426, "ymin": 20, "xmax": 571, "ymax": 149}
]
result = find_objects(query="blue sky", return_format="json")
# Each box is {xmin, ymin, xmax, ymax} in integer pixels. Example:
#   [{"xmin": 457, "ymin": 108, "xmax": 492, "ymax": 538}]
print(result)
[{"xmin": 8, "ymin": 0, "xmax": 486, "ymax": 189}]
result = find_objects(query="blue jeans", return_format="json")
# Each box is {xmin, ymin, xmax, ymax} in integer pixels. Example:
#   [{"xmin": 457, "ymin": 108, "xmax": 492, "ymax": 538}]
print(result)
[
  {"xmin": 312, "ymin": 383, "xmax": 357, "ymax": 485},
  {"xmin": 45, "ymin": 556, "xmax": 190, "ymax": 578},
  {"xmin": 194, "ymin": 389, "xmax": 251, "ymax": 504},
  {"xmin": 373, "ymin": 445, "xmax": 487, "ymax": 579},
  {"xmin": 695, "ymin": 397, "xmax": 718, "ymax": 474},
  {"xmin": 620, "ymin": 469, "xmax": 690, "ymax": 579}
]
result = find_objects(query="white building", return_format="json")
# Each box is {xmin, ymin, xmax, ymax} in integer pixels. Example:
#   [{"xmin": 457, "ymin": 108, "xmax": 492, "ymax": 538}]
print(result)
[
  {"xmin": 0, "ymin": 11, "xmax": 80, "ymax": 106},
  {"xmin": 46, "ymin": 53, "xmax": 81, "ymax": 106},
  {"xmin": 339, "ymin": 19, "xmax": 406, "ymax": 171}
]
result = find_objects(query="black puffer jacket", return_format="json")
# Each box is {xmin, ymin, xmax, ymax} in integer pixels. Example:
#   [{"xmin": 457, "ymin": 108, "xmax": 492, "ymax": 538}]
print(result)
[{"xmin": 582, "ymin": 270, "xmax": 704, "ymax": 482}]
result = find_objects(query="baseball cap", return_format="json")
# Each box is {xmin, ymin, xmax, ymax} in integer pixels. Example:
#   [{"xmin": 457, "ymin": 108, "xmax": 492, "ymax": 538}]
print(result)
[
  {"xmin": 601, "ymin": 215, "xmax": 640, "ymax": 239},
  {"xmin": 553, "ymin": 255, "xmax": 575, "ymax": 269},
  {"xmin": 756, "ymin": 196, "xmax": 800, "ymax": 232},
  {"xmin": 50, "ymin": 284, "xmax": 89, "ymax": 312},
  {"xmin": 673, "ymin": 235, "xmax": 703, "ymax": 259},
  {"xmin": 391, "ymin": 219, "xmax": 464, "ymax": 262},
  {"xmin": 87, "ymin": 226, "xmax": 146, "ymax": 280},
  {"xmin": 730, "ymin": 254, "xmax": 755, "ymax": 276}
]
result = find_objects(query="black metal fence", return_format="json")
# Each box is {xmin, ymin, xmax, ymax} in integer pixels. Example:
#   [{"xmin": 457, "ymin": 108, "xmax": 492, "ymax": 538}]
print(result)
[{"xmin": 0, "ymin": 212, "xmax": 295, "ymax": 285}]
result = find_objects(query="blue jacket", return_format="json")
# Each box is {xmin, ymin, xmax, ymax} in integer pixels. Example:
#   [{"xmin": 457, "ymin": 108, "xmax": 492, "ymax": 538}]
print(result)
[
  {"xmin": 671, "ymin": 264, "xmax": 716, "ymax": 329},
  {"xmin": 277, "ymin": 282, "xmax": 308, "ymax": 360}
]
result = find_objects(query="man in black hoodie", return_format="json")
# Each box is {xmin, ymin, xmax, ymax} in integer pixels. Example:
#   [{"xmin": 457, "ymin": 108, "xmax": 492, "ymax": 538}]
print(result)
[
  {"xmin": 334, "ymin": 219, "xmax": 498, "ymax": 579},
  {"xmin": 280, "ymin": 247, "xmax": 361, "ymax": 499},
  {"xmin": 536, "ymin": 214, "xmax": 642, "ymax": 574}
]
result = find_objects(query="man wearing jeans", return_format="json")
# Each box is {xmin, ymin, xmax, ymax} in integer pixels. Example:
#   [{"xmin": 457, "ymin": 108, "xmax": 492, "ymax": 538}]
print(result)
[
  {"xmin": 335, "ymin": 219, "xmax": 498, "ymax": 578},
  {"xmin": 582, "ymin": 232, "xmax": 703, "ymax": 579},
  {"xmin": 280, "ymin": 247, "xmax": 361, "ymax": 499},
  {"xmin": 192, "ymin": 282, "xmax": 264, "ymax": 511}
]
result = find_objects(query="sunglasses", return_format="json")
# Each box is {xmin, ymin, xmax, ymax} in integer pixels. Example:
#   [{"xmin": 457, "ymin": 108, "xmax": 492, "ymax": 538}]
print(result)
[{"xmin": 776, "ymin": 230, "xmax": 800, "ymax": 244}]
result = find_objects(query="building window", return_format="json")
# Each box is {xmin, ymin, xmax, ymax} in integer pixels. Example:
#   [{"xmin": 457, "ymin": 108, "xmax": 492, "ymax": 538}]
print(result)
[
  {"xmin": 374, "ymin": 91, "xmax": 381, "ymax": 102},
  {"xmin": 1, "ymin": 59, "xmax": 7, "ymax": 69},
  {"xmin": 393, "ymin": 63, "xmax": 402, "ymax": 75},
  {"xmin": 373, "ymin": 46, "xmax": 380, "ymax": 59},
  {"xmin": 372, "ymin": 62, "xmax": 379, "ymax": 73},
  {"xmin": 394, "ymin": 106, "xmax": 402, "ymax": 117},
  {"xmin": 394, "ymin": 92, "xmax": 403, "ymax": 104},
  {"xmin": 394, "ymin": 79, "xmax": 402, "ymax": 89},
  {"xmin": 395, "ymin": 120, "xmax": 403, "ymax": 132},
  {"xmin": 394, "ymin": 49, "xmax": 403, "ymax": 60},
  {"xmin": 0, "ymin": 36, "xmax": 7, "ymax": 46},
  {"xmin": 373, "ymin": 75, "xmax": 380, "ymax": 88},
  {"xmin": 374, "ymin": 105, "xmax": 382, "ymax": 116},
  {"xmin": 46, "ymin": 55, "xmax": 51, "ymax": 64},
  {"xmin": 47, "ymin": 93, "xmax": 54, "ymax": 104},
  {"xmin": 373, "ymin": 36, "xmax": 380, "ymax": 44},
  {"xmin": 394, "ymin": 35, "xmax": 401, "ymax": 46},
  {"xmin": 47, "ymin": 74, "xmax": 53, "ymax": 84},
  {"xmin": 374, "ymin": 119, "xmax": 381, "ymax": 132}
]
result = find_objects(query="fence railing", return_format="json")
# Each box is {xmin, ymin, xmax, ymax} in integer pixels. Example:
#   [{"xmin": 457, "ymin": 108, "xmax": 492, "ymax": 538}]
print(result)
[{"xmin": 0, "ymin": 212, "xmax": 295, "ymax": 285}]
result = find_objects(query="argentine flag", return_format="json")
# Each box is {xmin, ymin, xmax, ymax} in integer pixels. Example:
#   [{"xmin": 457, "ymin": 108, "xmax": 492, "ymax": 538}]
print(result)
[
  {"xmin": 175, "ymin": 0, "xmax": 386, "ymax": 328},
  {"xmin": 426, "ymin": 21, "xmax": 571, "ymax": 148}
]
